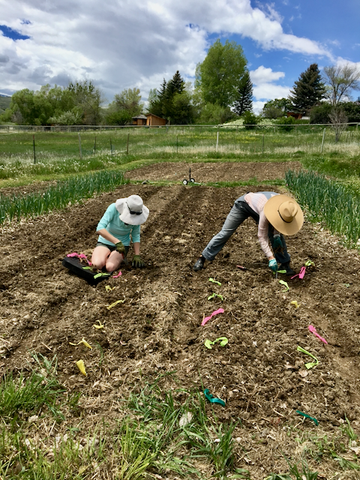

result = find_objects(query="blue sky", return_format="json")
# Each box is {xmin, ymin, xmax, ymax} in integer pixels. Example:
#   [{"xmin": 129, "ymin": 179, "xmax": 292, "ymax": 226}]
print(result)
[{"xmin": 0, "ymin": 0, "xmax": 359, "ymax": 113}]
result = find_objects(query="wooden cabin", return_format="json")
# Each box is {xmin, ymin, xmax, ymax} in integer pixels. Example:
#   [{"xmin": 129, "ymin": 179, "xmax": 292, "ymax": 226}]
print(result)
[
  {"xmin": 132, "ymin": 113, "xmax": 167, "ymax": 126},
  {"xmin": 132, "ymin": 115, "xmax": 147, "ymax": 126},
  {"xmin": 146, "ymin": 113, "xmax": 167, "ymax": 126}
]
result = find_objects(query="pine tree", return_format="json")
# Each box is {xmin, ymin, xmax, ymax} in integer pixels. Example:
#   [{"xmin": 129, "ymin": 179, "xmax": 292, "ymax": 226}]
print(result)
[
  {"xmin": 147, "ymin": 71, "xmax": 193, "ymax": 124},
  {"xmin": 233, "ymin": 70, "xmax": 253, "ymax": 115},
  {"xmin": 289, "ymin": 64, "xmax": 326, "ymax": 114},
  {"xmin": 166, "ymin": 70, "xmax": 185, "ymax": 97},
  {"xmin": 148, "ymin": 79, "xmax": 167, "ymax": 117}
]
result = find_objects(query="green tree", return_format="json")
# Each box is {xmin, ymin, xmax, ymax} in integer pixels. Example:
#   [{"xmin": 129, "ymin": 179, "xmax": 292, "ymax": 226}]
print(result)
[
  {"xmin": 147, "ymin": 79, "xmax": 167, "ymax": 118},
  {"xmin": 289, "ymin": 64, "xmax": 326, "ymax": 114},
  {"xmin": 105, "ymin": 88, "xmax": 143, "ymax": 125},
  {"xmin": 262, "ymin": 98, "xmax": 291, "ymax": 119},
  {"xmin": 171, "ymin": 89, "xmax": 194, "ymax": 124},
  {"xmin": 242, "ymin": 111, "xmax": 258, "ymax": 130},
  {"xmin": 147, "ymin": 71, "xmax": 193, "ymax": 124},
  {"xmin": 166, "ymin": 70, "xmax": 185, "ymax": 97},
  {"xmin": 196, "ymin": 103, "xmax": 235, "ymax": 125},
  {"xmin": 233, "ymin": 70, "xmax": 253, "ymax": 116},
  {"xmin": 3, "ymin": 81, "xmax": 102, "ymax": 125},
  {"xmin": 309, "ymin": 103, "xmax": 332, "ymax": 124},
  {"xmin": 147, "ymin": 85, "xmax": 163, "ymax": 118},
  {"xmin": 113, "ymin": 88, "xmax": 143, "ymax": 116},
  {"xmin": 195, "ymin": 39, "xmax": 247, "ymax": 108},
  {"xmin": 7, "ymin": 85, "xmax": 67, "ymax": 125},
  {"xmin": 342, "ymin": 101, "xmax": 360, "ymax": 122},
  {"xmin": 67, "ymin": 80, "xmax": 102, "ymax": 124}
]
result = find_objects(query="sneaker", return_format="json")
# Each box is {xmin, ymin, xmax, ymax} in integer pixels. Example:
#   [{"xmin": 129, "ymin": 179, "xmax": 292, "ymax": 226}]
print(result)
[
  {"xmin": 279, "ymin": 263, "xmax": 295, "ymax": 276},
  {"xmin": 193, "ymin": 256, "xmax": 205, "ymax": 271}
]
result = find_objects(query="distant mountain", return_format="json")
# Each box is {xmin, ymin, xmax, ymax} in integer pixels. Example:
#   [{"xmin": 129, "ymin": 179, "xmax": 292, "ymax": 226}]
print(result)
[{"xmin": 0, "ymin": 95, "xmax": 11, "ymax": 112}]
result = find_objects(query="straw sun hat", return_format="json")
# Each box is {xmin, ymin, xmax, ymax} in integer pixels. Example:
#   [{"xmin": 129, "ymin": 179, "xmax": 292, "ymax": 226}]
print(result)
[
  {"xmin": 264, "ymin": 194, "xmax": 304, "ymax": 235},
  {"xmin": 115, "ymin": 195, "xmax": 149, "ymax": 226}
]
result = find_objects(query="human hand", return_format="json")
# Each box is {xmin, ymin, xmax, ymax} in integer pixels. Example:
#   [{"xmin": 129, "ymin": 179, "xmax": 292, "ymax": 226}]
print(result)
[
  {"xmin": 268, "ymin": 259, "xmax": 278, "ymax": 272},
  {"xmin": 132, "ymin": 255, "xmax": 145, "ymax": 268},
  {"xmin": 115, "ymin": 241, "xmax": 126, "ymax": 255},
  {"xmin": 273, "ymin": 234, "xmax": 282, "ymax": 249}
]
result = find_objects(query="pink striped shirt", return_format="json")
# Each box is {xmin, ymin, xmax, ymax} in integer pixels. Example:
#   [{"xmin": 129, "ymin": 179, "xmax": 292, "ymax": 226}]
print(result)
[{"xmin": 244, "ymin": 192, "xmax": 278, "ymax": 259}]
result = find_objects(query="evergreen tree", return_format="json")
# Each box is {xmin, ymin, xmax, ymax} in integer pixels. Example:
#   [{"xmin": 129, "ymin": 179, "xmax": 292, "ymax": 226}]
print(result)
[
  {"xmin": 289, "ymin": 63, "xmax": 326, "ymax": 114},
  {"xmin": 148, "ymin": 79, "xmax": 167, "ymax": 117},
  {"xmin": 147, "ymin": 71, "xmax": 193, "ymax": 124},
  {"xmin": 233, "ymin": 70, "xmax": 253, "ymax": 115},
  {"xmin": 163, "ymin": 71, "xmax": 185, "ymax": 121},
  {"xmin": 166, "ymin": 70, "xmax": 185, "ymax": 97}
]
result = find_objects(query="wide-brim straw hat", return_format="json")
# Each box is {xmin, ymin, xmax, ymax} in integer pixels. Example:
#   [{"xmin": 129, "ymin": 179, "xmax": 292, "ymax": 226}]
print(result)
[
  {"xmin": 115, "ymin": 195, "xmax": 149, "ymax": 226},
  {"xmin": 264, "ymin": 194, "xmax": 303, "ymax": 235}
]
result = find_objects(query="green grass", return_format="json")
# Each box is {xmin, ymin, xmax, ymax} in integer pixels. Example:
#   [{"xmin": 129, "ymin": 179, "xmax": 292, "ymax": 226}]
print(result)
[
  {"xmin": 0, "ymin": 126, "xmax": 359, "ymax": 164},
  {"xmin": 1, "ymin": 360, "xmax": 359, "ymax": 479},
  {"xmin": 0, "ymin": 169, "xmax": 127, "ymax": 225},
  {"xmin": 0, "ymin": 359, "xmax": 66, "ymax": 422}
]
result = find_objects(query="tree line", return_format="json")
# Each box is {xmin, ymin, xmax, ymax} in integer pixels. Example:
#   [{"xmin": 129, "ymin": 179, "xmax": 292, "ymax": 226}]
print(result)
[
  {"xmin": 262, "ymin": 63, "xmax": 360, "ymax": 127},
  {"xmin": 1, "ymin": 39, "xmax": 359, "ymax": 127}
]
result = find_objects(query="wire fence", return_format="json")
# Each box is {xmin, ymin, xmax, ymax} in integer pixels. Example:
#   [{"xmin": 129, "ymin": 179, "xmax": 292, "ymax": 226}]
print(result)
[
  {"xmin": 0, "ymin": 123, "xmax": 359, "ymax": 164},
  {"xmin": 0, "ymin": 122, "xmax": 359, "ymax": 133}
]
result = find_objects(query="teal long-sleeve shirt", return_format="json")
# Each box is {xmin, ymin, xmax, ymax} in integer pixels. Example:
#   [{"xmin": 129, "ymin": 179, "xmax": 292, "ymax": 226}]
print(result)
[{"xmin": 97, "ymin": 203, "xmax": 141, "ymax": 246}]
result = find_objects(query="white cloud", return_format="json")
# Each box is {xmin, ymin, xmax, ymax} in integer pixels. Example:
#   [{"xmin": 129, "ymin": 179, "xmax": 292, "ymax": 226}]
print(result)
[
  {"xmin": 0, "ymin": 0, "xmax": 333, "ymax": 104},
  {"xmin": 250, "ymin": 66, "xmax": 291, "ymax": 103},
  {"xmin": 250, "ymin": 65, "xmax": 285, "ymax": 84}
]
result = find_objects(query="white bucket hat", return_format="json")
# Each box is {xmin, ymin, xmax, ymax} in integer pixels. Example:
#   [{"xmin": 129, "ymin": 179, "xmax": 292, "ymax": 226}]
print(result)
[{"xmin": 115, "ymin": 195, "xmax": 149, "ymax": 225}]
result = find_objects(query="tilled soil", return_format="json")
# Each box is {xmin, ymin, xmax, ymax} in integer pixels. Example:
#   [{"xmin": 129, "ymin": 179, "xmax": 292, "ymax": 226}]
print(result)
[
  {"xmin": 1, "ymin": 162, "xmax": 359, "ymax": 478},
  {"xmin": 124, "ymin": 160, "xmax": 301, "ymax": 182}
]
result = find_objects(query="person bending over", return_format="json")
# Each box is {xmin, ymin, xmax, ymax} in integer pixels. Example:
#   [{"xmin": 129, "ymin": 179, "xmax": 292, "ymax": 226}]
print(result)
[
  {"xmin": 91, "ymin": 194, "xmax": 149, "ymax": 272},
  {"xmin": 193, "ymin": 192, "xmax": 303, "ymax": 275}
]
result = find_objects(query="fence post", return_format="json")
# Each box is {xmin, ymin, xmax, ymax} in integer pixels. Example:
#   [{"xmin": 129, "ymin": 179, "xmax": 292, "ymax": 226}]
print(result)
[
  {"xmin": 321, "ymin": 128, "xmax": 326, "ymax": 153},
  {"xmin": 78, "ymin": 132, "xmax": 82, "ymax": 159},
  {"xmin": 110, "ymin": 137, "xmax": 113, "ymax": 154},
  {"xmin": 33, "ymin": 134, "xmax": 36, "ymax": 164},
  {"xmin": 216, "ymin": 129, "xmax": 219, "ymax": 152},
  {"xmin": 262, "ymin": 134, "xmax": 264, "ymax": 155},
  {"xmin": 126, "ymin": 133, "xmax": 129, "ymax": 154},
  {"xmin": 177, "ymin": 135, "xmax": 178, "ymax": 154},
  {"xmin": 94, "ymin": 135, "xmax": 97, "ymax": 153}
]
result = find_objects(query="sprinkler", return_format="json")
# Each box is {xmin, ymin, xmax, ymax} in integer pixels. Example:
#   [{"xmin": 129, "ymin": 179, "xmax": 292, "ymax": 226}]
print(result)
[{"xmin": 182, "ymin": 167, "xmax": 196, "ymax": 185}]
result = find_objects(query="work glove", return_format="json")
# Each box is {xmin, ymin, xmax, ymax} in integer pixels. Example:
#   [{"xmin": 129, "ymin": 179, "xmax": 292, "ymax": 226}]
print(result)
[
  {"xmin": 268, "ymin": 259, "xmax": 278, "ymax": 272},
  {"xmin": 132, "ymin": 255, "xmax": 145, "ymax": 268},
  {"xmin": 273, "ymin": 234, "xmax": 283, "ymax": 249},
  {"xmin": 115, "ymin": 241, "xmax": 126, "ymax": 255}
]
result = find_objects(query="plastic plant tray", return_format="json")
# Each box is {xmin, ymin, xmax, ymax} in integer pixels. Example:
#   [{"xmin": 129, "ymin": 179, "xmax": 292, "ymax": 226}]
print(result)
[{"xmin": 62, "ymin": 256, "xmax": 110, "ymax": 285}]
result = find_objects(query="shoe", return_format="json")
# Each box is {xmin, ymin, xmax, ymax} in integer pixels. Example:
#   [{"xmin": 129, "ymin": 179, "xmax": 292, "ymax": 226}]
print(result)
[
  {"xmin": 193, "ymin": 256, "xmax": 205, "ymax": 271},
  {"xmin": 279, "ymin": 263, "xmax": 295, "ymax": 276}
]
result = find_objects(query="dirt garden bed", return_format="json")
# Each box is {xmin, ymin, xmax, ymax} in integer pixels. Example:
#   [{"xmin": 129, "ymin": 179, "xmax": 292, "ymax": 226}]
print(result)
[{"xmin": 0, "ymin": 162, "xmax": 359, "ymax": 478}]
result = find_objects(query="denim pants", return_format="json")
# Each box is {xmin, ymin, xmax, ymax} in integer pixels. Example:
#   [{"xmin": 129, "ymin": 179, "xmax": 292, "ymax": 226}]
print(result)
[{"xmin": 202, "ymin": 197, "xmax": 291, "ymax": 264}]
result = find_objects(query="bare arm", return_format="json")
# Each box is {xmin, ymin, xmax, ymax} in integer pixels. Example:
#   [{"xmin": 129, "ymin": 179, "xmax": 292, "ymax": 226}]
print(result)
[
  {"xmin": 133, "ymin": 242, "xmax": 140, "ymax": 255},
  {"xmin": 96, "ymin": 228, "xmax": 121, "ymax": 245}
]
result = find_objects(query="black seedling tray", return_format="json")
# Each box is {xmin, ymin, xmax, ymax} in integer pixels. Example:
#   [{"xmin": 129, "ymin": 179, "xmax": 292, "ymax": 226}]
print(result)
[{"xmin": 62, "ymin": 257, "xmax": 110, "ymax": 285}]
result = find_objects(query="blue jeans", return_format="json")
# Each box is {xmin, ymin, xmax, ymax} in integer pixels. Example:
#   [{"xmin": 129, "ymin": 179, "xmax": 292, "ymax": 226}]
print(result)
[{"xmin": 201, "ymin": 198, "xmax": 291, "ymax": 264}]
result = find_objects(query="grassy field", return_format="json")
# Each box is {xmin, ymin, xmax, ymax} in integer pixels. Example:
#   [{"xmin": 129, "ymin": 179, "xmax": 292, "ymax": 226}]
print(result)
[
  {"xmin": 0, "ymin": 127, "xmax": 360, "ymax": 187},
  {"xmin": 0, "ymin": 125, "xmax": 359, "ymax": 162}
]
